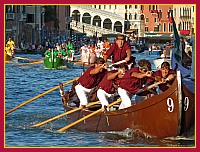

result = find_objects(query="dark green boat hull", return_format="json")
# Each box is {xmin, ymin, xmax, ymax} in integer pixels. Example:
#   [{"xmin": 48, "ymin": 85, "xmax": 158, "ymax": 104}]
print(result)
[{"xmin": 44, "ymin": 56, "xmax": 64, "ymax": 69}]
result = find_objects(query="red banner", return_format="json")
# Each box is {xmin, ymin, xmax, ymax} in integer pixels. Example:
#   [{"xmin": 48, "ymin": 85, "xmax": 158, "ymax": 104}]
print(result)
[{"xmin": 180, "ymin": 30, "xmax": 190, "ymax": 35}]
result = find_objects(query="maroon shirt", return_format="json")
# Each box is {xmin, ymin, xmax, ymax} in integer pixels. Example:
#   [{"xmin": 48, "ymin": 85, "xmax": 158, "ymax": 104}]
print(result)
[
  {"xmin": 116, "ymin": 67, "xmax": 154, "ymax": 94},
  {"xmin": 106, "ymin": 41, "xmax": 131, "ymax": 63},
  {"xmin": 78, "ymin": 66, "xmax": 106, "ymax": 89},
  {"xmin": 153, "ymin": 69, "xmax": 176, "ymax": 92},
  {"xmin": 98, "ymin": 70, "xmax": 118, "ymax": 94}
]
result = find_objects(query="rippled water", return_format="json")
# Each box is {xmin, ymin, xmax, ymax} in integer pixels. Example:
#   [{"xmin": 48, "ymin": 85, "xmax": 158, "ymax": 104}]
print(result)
[{"xmin": 5, "ymin": 52, "xmax": 195, "ymax": 147}]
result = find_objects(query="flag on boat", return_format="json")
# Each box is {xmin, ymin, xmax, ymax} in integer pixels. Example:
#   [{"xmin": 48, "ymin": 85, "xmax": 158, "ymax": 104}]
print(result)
[{"xmin": 168, "ymin": 10, "xmax": 182, "ymax": 64}]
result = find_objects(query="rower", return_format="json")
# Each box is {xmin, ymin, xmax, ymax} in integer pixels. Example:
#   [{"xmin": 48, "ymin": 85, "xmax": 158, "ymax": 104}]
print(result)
[{"xmin": 103, "ymin": 34, "xmax": 135, "ymax": 69}]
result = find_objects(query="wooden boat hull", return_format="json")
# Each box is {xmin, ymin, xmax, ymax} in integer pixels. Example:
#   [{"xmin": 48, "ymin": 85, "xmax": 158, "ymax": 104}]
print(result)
[
  {"xmin": 62, "ymin": 78, "xmax": 183, "ymax": 138},
  {"xmin": 181, "ymin": 82, "xmax": 195, "ymax": 135},
  {"xmin": 170, "ymin": 51, "xmax": 195, "ymax": 136}
]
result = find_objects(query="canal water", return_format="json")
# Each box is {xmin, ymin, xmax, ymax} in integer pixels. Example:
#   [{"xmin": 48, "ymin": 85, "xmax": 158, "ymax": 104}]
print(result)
[{"xmin": 5, "ymin": 52, "xmax": 195, "ymax": 148}]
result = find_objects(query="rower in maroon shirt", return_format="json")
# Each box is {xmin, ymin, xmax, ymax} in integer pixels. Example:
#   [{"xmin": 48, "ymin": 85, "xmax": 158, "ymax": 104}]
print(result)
[
  {"xmin": 104, "ymin": 34, "xmax": 134, "ymax": 69},
  {"xmin": 75, "ymin": 57, "xmax": 107, "ymax": 110},
  {"xmin": 97, "ymin": 64, "xmax": 128, "ymax": 111},
  {"xmin": 116, "ymin": 59, "xmax": 155, "ymax": 109},
  {"xmin": 153, "ymin": 62, "xmax": 176, "ymax": 93}
]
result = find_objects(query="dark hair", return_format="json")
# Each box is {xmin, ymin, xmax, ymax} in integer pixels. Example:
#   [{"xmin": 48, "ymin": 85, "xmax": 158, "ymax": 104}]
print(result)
[
  {"xmin": 95, "ymin": 57, "xmax": 105, "ymax": 64},
  {"xmin": 161, "ymin": 62, "xmax": 170, "ymax": 69},
  {"xmin": 116, "ymin": 34, "xmax": 125, "ymax": 40},
  {"xmin": 119, "ymin": 64, "xmax": 128, "ymax": 70},
  {"xmin": 138, "ymin": 59, "xmax": 152, "ymax": 71}
]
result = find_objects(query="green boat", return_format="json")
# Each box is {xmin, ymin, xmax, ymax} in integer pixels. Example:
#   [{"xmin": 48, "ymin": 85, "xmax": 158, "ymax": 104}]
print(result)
[{"xmin": 44, "ymin": 55, "xmax": 65, "ymax": 69}]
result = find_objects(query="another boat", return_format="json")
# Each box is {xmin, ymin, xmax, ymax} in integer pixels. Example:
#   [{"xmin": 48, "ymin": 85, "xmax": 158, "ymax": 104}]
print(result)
[
  {"xmin": 59, "ymin": 71, "xmax": 194, "ymax": 138},
  {"xmin": 44, "ymin": 55, "xmax": 65, "ymax": 69},
  {"xmin": 5, "ymin": 51, "xmax": 13, "ymax": 61},
  {"xmin": 131, "ymin": 45, "xmax": 144, "ymax": 54},
  {"xmin": 151, "ymin": 49, "xmax": 162, "ymax": 56},
  {"xmin": 153, "ymin": 57, "xmax": 171, "ymax": 69}
]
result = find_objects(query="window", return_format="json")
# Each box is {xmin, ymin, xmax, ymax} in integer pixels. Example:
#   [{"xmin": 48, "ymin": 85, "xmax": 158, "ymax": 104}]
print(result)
[
  {"xmin": 145, "ymin": 27, "xmax": 148, "ymax": 32},
  {"xmin": 135, "ymin": 5, "xmax": 137, "ymax": 9},
  {"xmin": 125, "ymin": 13, "xmax": 127, "ymax": 20},
  {"xmin": 99, "ymin": 5, "xmax": 101, "ymax": 9},
  {"xmin": 94, "ymin": 5, "xmax": 96, "ymax": 8},
  {"xmin": 115, "ymin": 5, "xmax": 117, "ymax": 9},
  {"xmin": 146, "ymin": 18, "xmax": 149, "ymax": 22},
  {"xmin": 149, "ymin": 5, "xmax": 151, "ymax": 11},
  {"xmin": 104, "ymin": 5, "xmax": 106, "ymax": 9},
  {"xmin": 174, "ymin": 8, "xmax": 176, "ymax": 17},
  {"xmin": 109, "ymin": 5, "xmax": 111, "ymax": 9},
  {"xmin": 154, "ymin": 26, "xmax": 159, "ymax": 32},
  {"xmin": 129, "ymin": 14, "xmax": 132, "ymax": 20},
  {"xmin": 141, "ymin": 5, "xmax": 144, "ymax": 10},
  {"xmin": 163, "ymin": 23, "xmax": 166, "ymax": 32},
  {"xmin": 168, "ymin": 23, "xmax": 172, "ymax": 32},
  {"xmin": 154, "ymin": 18, "xmax": 157, "ymax": 23},
  {"xmin": 134, "ymin": 13, "xmax": 137, "ymax": 20},
  {"xmin": 125, "ymin": 5, "xmax": 127, "ymax": 9},
  {"xmin": 27, "ymin": 14, "xmax": 34, "ymax": 23},
  {"xmin": 129, "ymin": 5, "xmax": 132, "ymax": 9}
]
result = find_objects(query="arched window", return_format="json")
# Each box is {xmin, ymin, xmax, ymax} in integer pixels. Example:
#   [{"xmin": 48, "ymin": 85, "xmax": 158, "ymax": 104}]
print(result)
[
  {"xmin": 134, "ymin": 13, "xmax": 137, "ymax": 20},
  {"xmin": 163, "ymin": 23, "xmax": 166, "ymax": 32}
]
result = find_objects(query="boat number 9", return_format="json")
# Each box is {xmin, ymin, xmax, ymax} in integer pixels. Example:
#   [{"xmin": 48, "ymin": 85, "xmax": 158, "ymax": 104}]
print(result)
[
  {"xmin": 184, "ymin": 97, "xmax": 189, "ymax": 111},
  {"xmin": 166, "ymin": 98, "xmax": 174, "ymax": 112}
]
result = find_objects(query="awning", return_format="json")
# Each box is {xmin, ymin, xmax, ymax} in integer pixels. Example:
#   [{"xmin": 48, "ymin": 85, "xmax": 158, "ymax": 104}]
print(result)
[
  {"xmin": 180, "ymin": 30, "xmax": 190, "ymax": 35},
  {"xmin": 144, "ymin": 33, "xmax": 172, "ymax": 39}
]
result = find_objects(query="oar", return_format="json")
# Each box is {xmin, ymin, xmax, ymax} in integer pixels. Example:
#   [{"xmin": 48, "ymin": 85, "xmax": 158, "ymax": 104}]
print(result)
[
  {"xmin": 32, "ymin": 101, "xmax": 100, "ymax": 128},
  {"xmin": 108, "ymin": 60, "xmax": 126, "ymax": 68},
  {"xmin": 19, "ymin": 59, "xmax": 43, "ymax": 66},
  {"xmin": 135, "ymin": 82, "xmax": 161, "ymax": 95},
  {"xmin": 13, "ymin": 56, "xmax": 30, "ymax": 60},
  {"xmin": 57, "ymin": 98, "xmax": 122, "ymax": 132},
  {"xmin": 5, "ymin": 77, "xmax": 79, "ymax": 116}
]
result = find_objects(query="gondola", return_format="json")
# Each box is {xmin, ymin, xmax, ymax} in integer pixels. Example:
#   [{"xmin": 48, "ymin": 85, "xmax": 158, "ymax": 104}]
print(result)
[{"xmin": 59, "ymin": 71, "xmax": 194, "ymax": 138}]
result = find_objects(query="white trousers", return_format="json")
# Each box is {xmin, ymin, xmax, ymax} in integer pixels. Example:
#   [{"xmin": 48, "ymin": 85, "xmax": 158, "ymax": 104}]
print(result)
[
  {"xmin": 118, "ymin": 87, "xmax": 132, "ymax": 109},
  {"xmin": 75, "ymin": 84, "xmax": 93, "ymax": 106},
  {"xmin": 97, "ymin": 88, "xmax": 114, "ymax": 108}
]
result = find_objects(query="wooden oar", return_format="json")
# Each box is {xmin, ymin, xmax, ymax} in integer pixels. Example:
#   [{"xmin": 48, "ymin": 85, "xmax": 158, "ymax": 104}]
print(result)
[
  {"xmin": 14, "ymin": 56, "xmax": 30, "ymax": 60},
  {"xmin": 5, "ymin": 77, "xmax": 79, "ymax": 116},
  {"xmin": 108, "ymin": 60, "xmax": 126, "ymax": 68},
  {"xmin": 32, "ymin": 101, "xmax": 100, "ymax": 128},
  {"xmin": 19, "ymin": 59, "xmax": 43, "ymax": 66},
  {"xmin": 57, "ymin": 98, "xmax": 122, "ymax": 132},
  {"xmin": 135, "ymin": 82, "xmax": 161, "ymax": 95}
]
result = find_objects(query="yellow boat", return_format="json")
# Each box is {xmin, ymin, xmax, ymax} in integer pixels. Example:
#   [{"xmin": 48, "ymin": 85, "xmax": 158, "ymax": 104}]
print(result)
[{"xmin": 4, "ymin": 51, "xmax": 13, "ymax": 61}]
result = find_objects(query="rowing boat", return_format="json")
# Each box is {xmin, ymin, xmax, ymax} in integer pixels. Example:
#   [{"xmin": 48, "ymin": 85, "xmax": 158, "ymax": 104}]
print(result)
[
  {"xmin": 44, "ymin": 55, "xmax": 65, "ymax": 69},
  {"xmin": 4, "ymin": 51, "xmax": 13, "ymax": 61},
  {"xmin": 59, "ymin": 71, "xmax": 194, "ymax": 138}
]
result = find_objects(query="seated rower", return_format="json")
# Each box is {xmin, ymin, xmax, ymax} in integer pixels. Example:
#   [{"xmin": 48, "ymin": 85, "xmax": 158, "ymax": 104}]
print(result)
[
  {"xmin": 153, "ymin": 62, "xmax": 176, "ymax": 94},
  {"xmin": 116, "ymin": 59, "xmax": 154, "ymax": 109},
  {"xmin": 75, "ymin": 57, "xmax": 107, "ymax": 110},
  {"xmin": 97, "ymin": 64, "xmax": 128, "ymax": 111}
]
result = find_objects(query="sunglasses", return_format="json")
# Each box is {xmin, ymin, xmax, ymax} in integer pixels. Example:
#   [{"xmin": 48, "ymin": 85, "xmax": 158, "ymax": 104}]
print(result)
[{"xmin": 140, "ymin": 67, "xmax": 148, "ymax": 72}]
